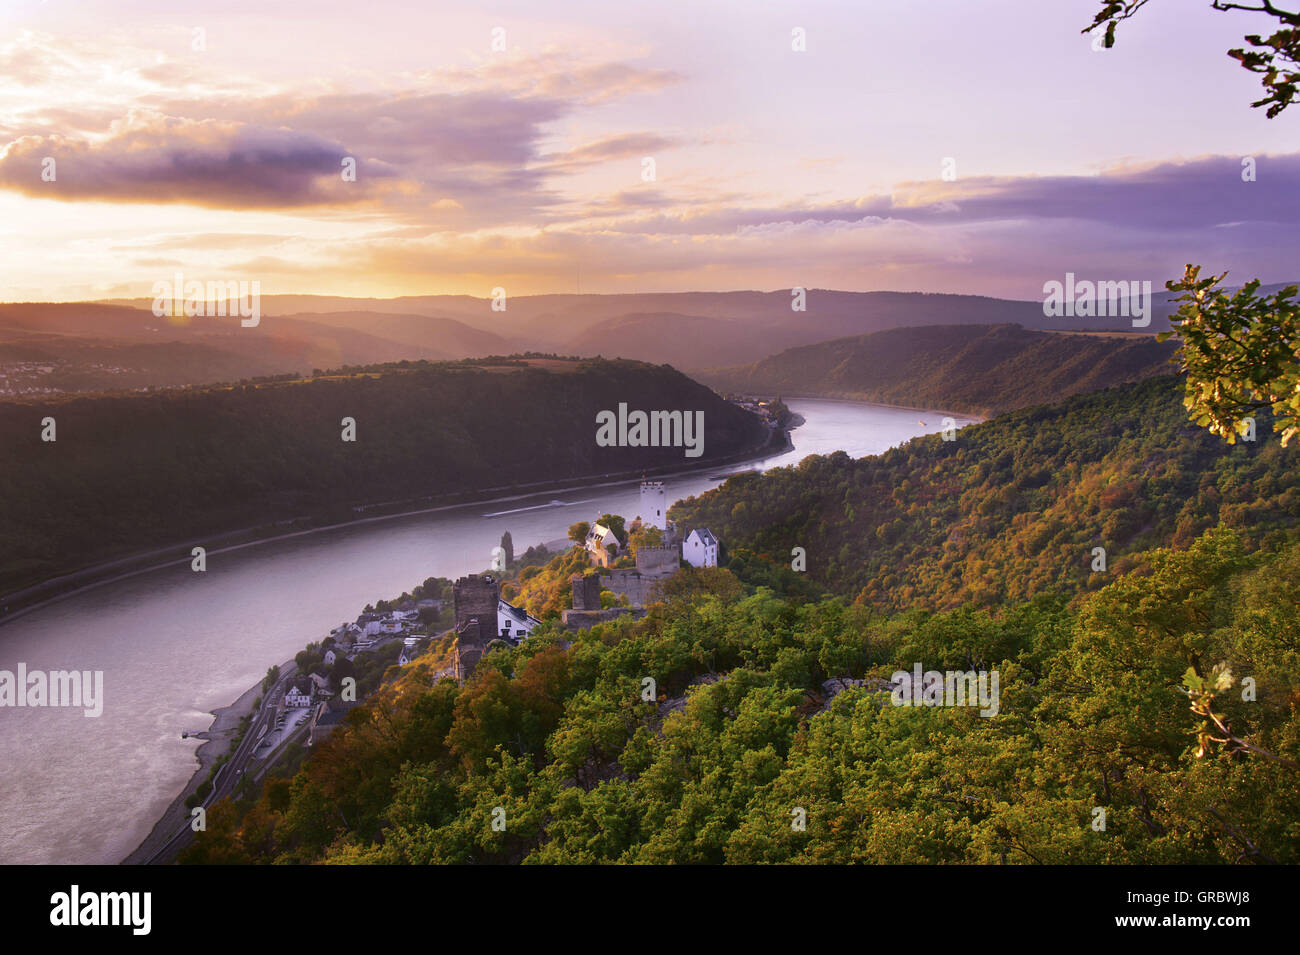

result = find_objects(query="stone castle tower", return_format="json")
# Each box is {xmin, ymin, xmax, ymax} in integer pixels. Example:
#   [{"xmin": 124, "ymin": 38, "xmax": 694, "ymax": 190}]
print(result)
[
  {"xmin": 640, "ymin": 479, "xmax": 667, "ymax": 531},
  {"xmin": 453, "ymin": 574, "xmax": 500, "ymax": 679},
  {"xmin": 570, "ymin": 573, "xmax": 603, "ymax": 611}
]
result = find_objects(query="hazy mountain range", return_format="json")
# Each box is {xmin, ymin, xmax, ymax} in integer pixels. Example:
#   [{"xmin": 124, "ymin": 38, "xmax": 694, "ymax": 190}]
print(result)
[{"xmin": 0, "ymin": 283, "xmax": 1290, "ymax": 395}]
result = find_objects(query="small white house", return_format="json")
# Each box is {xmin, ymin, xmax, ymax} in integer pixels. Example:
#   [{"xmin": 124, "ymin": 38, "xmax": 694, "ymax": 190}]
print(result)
[
  {"xmin": 498, "ymin": 598, "xmax": 542, "ymax": 643},
  {"xmin": 584, "ymin": 523, "xmax": 622, "ymax": 566},
  {"xmin": 284, "ymin": 682, "xmax": 312, "ymax": 708},
  {"xmin": 364, "ymin": 620, "xmax": 383, "ymax": 636},
  {"xmin": 683, "ymin": 528, "xmax": 719, "ymax": 568}
]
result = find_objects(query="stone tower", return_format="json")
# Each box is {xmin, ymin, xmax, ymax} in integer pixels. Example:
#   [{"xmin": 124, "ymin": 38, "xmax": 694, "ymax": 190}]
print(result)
[
  {"xmin": 640, "ymin": 479, "xmax": 667, "ymax": 531},
  {"xmin": 570, "ymin": 573, "xmax": 603, "ymax": 611},
  {"xmin": 453, "ymin": 575, "xmax": 500, "ymax": 678}
]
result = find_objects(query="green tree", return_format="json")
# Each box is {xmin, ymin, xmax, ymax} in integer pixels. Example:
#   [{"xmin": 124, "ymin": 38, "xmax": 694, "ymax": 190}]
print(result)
[
  {"xmin": 628, "ymin": 523, "xmax": 664, "ymax": 557},
  {"xmin": 597, "ymin": 514, "xmax": 627, "ymax": 544},
  {"xmin": 1161, "ymin": 268, "xmax": 1300, "ymax": 444},
  {"xmin": 1086, "ymin": 2, "xmax": 1300, "ymax": 444},
  {"xmin": 1087, "ymin": 1, "xmax": 1300, "ymax": 117}
]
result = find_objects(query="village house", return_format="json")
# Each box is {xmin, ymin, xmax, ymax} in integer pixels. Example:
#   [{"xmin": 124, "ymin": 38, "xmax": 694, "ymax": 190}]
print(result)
[
  {"xmin": 584, "ymin": 522, "xmax": 622, "ymax": 568},
  {"xmin": 308, "ymin": 671, "xmax": 332, "ymax": 696},
  {"xmin": 398, "ymin": 636, "xmax": 420, "ymax": 666},
  {"xmin": 683, "ymin": 528, "xmax": 719, "ymax": 568},
  {"xmin": 308, "ymin": 698, "xmax": 360, "ymax": 746},
  {"xmin": 283, "ymin": 680, "xmax": 313, "ymax": 708},
  {"xmin": 498, "ymin": 597, "xmax": 542, "ymax": 643}
]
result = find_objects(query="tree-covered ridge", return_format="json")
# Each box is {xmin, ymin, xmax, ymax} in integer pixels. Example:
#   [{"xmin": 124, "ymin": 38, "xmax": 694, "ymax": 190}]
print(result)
[
  {"xmin": 671, "ymin": 375, "xmax": 1300, "ymax": 611},
  {"xmin": 703, "ymin": 323, "xmax": 1176, "ymax": 416},
  {"xmin": 0, "ymin": 357, "xmax": 768, "ymax": 596},
  {"xmin": 180, "ymin": 524, "xmax": 1300, "ymax": 865}
]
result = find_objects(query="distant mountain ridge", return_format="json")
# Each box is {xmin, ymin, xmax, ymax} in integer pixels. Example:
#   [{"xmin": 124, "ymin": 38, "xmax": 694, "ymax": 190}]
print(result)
[
  {"xmin": 701, "ymin": 323, "xmax": 1179, "ymax": 416},
  {"xmin": 78, "ymin": 287, "xmax": 1197, "ymax": 372},
  {"xmin": 5, "ymin": 282, "xmax": 1290, "ymax": 390}
]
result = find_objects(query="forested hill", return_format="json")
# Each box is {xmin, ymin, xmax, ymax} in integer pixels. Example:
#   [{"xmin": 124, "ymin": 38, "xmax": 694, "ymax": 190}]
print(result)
[
  {"xmin": 0, "ymin": 357, "xmax": 769, "ymax": 598},
  {"xmin": 703, "ymin": 323, "xmax": 1176, "ymax": 415},
  {"xmin": 671, "ymin": 374, "xmax": 1300, "ymax": 611}
]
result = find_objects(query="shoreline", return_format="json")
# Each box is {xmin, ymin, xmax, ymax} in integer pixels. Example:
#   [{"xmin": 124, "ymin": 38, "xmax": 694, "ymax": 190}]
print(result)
[
  {"xmin": 747, "ymin": 392, "xmax": 989, "ymax": 423},
  {"xmin": 119, "ymin": 435, "xmax": 805, "ymax": 865},
  {"xmin": 121, "ymin": 665, "xmax": 285, "ymax": 865},
  {"xmin": 55, "ymin": 398, "xmax": 941, "ymax": 865}
]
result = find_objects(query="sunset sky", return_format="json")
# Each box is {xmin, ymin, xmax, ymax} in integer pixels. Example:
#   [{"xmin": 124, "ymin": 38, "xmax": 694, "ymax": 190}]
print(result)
[{"xmin": 2, "ymin": 0, "xmax": 1299, "ymax": 302}]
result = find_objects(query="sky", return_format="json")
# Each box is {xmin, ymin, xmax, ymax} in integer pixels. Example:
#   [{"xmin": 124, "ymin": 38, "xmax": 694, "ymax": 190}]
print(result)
[{"xmin": 1, "ymin": 0, "xmax": 1298, "ymax": 302}]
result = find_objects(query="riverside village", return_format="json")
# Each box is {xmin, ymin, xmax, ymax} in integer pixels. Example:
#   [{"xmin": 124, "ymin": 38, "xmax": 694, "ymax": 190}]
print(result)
[{"xmin": 268, "ymin": 479, "xmax": 722, "ymax": 751}]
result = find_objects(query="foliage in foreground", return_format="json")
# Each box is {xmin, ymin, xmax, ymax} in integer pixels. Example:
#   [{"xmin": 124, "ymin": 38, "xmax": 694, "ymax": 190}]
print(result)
[{"xmin": 181, "ymin": 525, "xmax": 1300, "ymax": 865}]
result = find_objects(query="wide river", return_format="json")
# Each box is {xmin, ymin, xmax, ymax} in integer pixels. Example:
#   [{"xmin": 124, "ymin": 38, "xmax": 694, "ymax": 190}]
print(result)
[{"xmin": 0, "ymin": 398, "xmax": 975, "ymax": 864}]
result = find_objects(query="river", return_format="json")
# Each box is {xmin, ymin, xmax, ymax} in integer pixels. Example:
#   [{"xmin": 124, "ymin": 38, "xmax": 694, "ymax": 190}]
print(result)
[{"xmin": 0, "ymin": 398, "xmax": 975, "ymax": 864}]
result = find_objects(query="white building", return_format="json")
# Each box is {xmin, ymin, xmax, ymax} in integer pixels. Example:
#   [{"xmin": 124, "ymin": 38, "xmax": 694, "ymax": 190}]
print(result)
[
  {"xmin": 584, "ymin": 522, "xmax": 621, "ymax": 567},
  {"xmin": 284, "ymin": 681, "xmax": 313, "ymax": 708},
  {"xmin": 498, "ymin": 598, "xmax": 542, "ymax": 643},
  {"xmin": 640, "ymin": 480, "xmax": 667, "ymax": 531},
  {"xmin": 683, "ymin": 528, "xmax": 719, "ymax": 568}
]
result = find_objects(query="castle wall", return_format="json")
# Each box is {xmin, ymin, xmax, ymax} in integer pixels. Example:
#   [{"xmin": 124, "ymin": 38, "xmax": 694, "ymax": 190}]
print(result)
[
  {"xmin": 602, "ymin": 570, "xmax": 663, "ymax": 608},
  {"xmin": 635, "ymin": 544, "xmax": 680, "ymax": 577}
]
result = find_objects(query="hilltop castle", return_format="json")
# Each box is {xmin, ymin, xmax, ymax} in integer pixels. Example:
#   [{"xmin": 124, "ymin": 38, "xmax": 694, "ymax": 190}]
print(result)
[{"xmin": 451, "ymin": 574, "xmax": 542, "ymax": 679}]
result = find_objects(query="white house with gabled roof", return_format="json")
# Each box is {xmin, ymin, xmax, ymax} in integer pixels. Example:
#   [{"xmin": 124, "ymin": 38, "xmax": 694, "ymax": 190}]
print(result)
[
  {"xmin": 683, "ymin": 528, "xmax": 719, "ymax": 568},
  {"xmin": 584, "ymin": 522, "xmax": 621, "ymax": 568},
  {"xmin": 498, "ymin": 598, "xmax": 542, "ymax": 643}
]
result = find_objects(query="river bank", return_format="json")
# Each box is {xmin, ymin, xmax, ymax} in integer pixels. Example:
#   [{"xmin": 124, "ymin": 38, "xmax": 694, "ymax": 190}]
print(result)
[
  {"xmin": 737, "ymin": 391, "xmax": 989, "ymax": 423},
  {"xmin": 0, "ymin": 420, "xmax": 788, "ymax": 627},
  {"xmin": 120, "ymin": 666, "xmax": 279, "ymax": 865}
]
